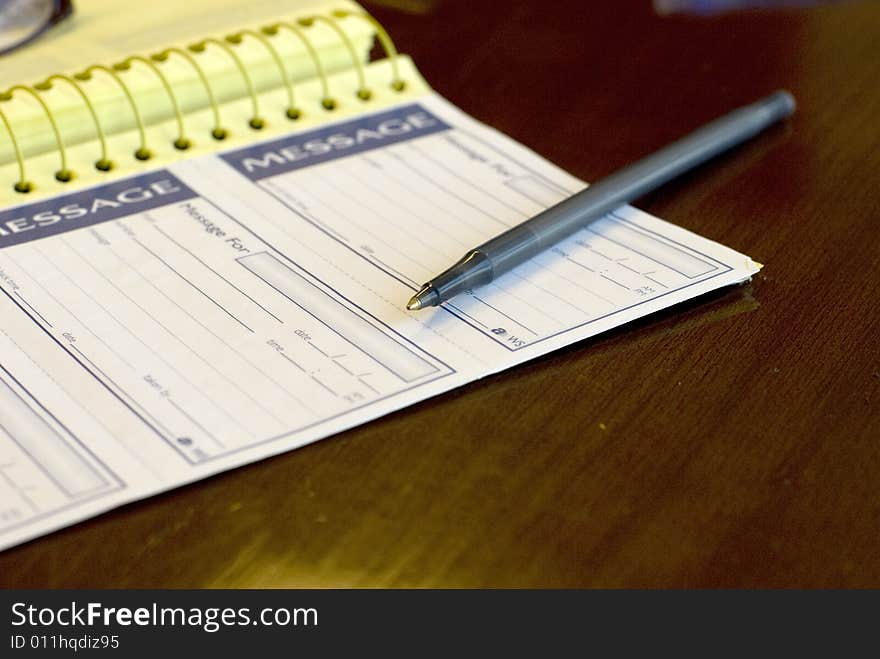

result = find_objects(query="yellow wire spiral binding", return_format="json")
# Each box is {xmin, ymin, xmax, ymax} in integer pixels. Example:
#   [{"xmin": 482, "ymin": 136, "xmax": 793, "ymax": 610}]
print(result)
[
  {"xmin": 114, "ymin": 56, "xmax": 191, "ymax": 150},
  {"xmin": 1, "ymin": 11, "xmax": 408, "ymax": 192},
  {"xmin": 35, "ymin": 75, "xmax": 113, "ymax": 172},
  {"xmin": 189, "ymin": 37, "xmax": 264, "ymax": 130},
  {"xmin": 2, "ymin": 85, "xmax": 73, "ymax": 182},
  {"xmin": 75, "ymin": 65, "xmax": 152, "ymax": 161},
  {"xmin": 226, "ymin": 29, "xmax": 300, "ymax": 120},
  {"xmin": 299, "ymin": 15, "xmax": 372, "ymax": 101},
  {"xmin": 151, "ymin": 47, "xmax": 227, "ymax": 140},
  {"xmin": 333, "ymin": 10, "xmax": 406, "ymax": 91},
  {"xmin": 0, "ymin": 102, "xmax": 31, "ymax": 193},
  {"xmin": 262, "ymin": 21, "xmax": 336, "ymax": 110}
]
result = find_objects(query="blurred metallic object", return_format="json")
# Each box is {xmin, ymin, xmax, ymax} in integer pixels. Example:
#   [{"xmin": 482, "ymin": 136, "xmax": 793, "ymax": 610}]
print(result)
[
  {"xmin": 362, "ymin": 0, "xmax": 438, "ymax": 15},
  {"xmin": 655, "ymin": 0, "xmax": 846, "ymax": 13},
  {"xmin": 0, "ymin": 0, "xmax": 72, "ymax": 55}
]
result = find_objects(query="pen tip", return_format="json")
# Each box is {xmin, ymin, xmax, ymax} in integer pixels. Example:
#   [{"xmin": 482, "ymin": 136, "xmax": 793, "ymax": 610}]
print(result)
[{"xmin": 407, "ymin": 284, "xmax": 439, "ymax": 311}]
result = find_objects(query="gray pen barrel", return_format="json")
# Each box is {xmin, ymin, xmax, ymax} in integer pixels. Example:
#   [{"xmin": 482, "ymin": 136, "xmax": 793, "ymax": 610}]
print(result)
[{"xmin": 429, "ymin": 90, "xmax": 795, "ymax": 301}]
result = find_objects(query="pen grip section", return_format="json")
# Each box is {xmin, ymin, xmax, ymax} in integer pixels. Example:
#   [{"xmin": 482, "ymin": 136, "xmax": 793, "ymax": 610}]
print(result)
[{"xmin": 429, "ymin": 249, "xmax": 493, "ymax": 301}]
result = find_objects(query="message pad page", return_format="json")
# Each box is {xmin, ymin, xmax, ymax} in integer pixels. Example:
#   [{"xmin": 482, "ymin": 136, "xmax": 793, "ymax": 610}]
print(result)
[{"xmin": 0, "ymin": 92, "xmax": 758, "ymax": 549}]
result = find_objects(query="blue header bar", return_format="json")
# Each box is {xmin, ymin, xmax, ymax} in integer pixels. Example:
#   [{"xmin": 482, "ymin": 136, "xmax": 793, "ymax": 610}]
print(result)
[
  {"xmin": 221, "ymin": 104, "xmax": 450, "ymax": 181},
  {"xmin": 0, "ymin": 171, "xmax": 196, "ymax": 250}
]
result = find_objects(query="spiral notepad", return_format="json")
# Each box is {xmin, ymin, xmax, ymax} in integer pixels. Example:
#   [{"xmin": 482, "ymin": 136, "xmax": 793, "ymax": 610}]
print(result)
[
  {"xmin": 0, "ymin": 0, "xmax": 424, "ymax": 205},
  {"xmin": 0, "ymin": 1, "xmax": 759, "ymax": 551}
]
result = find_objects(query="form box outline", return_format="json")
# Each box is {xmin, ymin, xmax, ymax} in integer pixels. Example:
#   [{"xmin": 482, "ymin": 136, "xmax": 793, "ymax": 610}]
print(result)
[
  {"xmin": 0, "ymin": 362, "xmax": 124, "ymax": 537},
  {"xmin": 238, "ymin": 251, "xmax": 439, "ymax": 383},
  {"xmin": 0, "ymin": 372, "xmax": 110, "ymax": 498}
]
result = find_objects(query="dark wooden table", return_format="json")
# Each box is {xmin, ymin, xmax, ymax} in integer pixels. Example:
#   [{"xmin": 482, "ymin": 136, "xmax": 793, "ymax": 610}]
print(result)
[{"xmin": 3, "ymin": 0, "xmax": 878, "ymax": 587}]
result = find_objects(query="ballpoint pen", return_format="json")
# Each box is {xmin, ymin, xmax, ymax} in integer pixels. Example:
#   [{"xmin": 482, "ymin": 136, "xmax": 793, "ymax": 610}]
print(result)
[{"xmin": 406, "ymin": 89, "xmax": 795, "ymax": 311}]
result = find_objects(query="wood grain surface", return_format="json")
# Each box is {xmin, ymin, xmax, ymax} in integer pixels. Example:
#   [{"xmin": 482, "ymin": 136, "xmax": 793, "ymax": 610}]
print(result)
[{"xmin": 2, "ymin": 0, "xmax": 878, "ymax": 587}]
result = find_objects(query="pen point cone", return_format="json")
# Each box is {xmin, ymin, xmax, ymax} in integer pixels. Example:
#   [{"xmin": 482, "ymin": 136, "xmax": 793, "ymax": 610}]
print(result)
[{"xmin": 407, "ymin": 284, "xmax": 439, "ymax": 311}]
